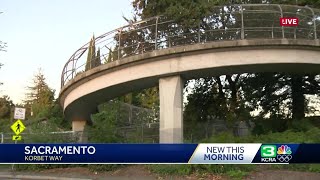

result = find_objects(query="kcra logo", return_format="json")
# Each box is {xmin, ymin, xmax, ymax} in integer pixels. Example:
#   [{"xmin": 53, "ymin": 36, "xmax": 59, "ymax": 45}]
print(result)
[{"xmin": 260, "ymin": 145, "xmax": 292, "ymax": 163}]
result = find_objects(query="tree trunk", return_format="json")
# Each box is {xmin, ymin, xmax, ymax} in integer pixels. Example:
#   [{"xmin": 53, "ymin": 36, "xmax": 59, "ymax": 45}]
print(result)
[
  {"xmin": 216, "ymin": 76, "xmax": 224, "ymax": 99},
  {"xmin": 291, "ymin": 74, "xmax": 305, "ymax": 120},
  {"xmin": 226, "ymin": 74, "xmax": 239, "ymax": 112},
  {"xmin": 215, "ymin": 76, "xmax": 227, "ymax": 118}
]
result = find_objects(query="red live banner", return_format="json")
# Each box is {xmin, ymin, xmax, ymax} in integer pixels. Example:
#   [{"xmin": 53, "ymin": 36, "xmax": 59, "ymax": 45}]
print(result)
[{"xmin": 280, "ymin": 17, "xmax": 299, "ymax": 26}]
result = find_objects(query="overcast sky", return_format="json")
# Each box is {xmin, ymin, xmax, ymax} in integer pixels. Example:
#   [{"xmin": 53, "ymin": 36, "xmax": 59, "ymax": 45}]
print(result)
[{"xmin": 0, "ymin": 0, "xmax": 133, "ymax": 103}]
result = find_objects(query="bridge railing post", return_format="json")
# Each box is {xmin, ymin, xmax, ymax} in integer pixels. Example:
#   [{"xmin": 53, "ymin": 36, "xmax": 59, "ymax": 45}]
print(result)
[
  {"xmin": 118, "ymin": 28, "xmax": 122, "ymax": 60},
  {"xmin": 241, "ymin": 5, "xmax": 244, "ymax": 40},
  {"xmin": 198, "ymin": 21, "xmax": 201, "ymax": 43},
  {"xmin": 71, "ymin": 59, "xmax": 75, "ymax": 79},
  {"xmin": 278, "ymin": 5, "xmax": 285, "ymax": 39},
  {"xmin": 155, "ymin": 17, "xmax": 159, "ymax": 50},
  {"xmin": 306, "ymin": 7, "xmax": 317, "ymax": 40}
]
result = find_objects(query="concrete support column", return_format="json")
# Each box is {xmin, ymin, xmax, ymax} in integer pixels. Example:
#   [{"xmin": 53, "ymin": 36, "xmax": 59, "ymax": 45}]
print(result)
[
  {"xmin": 159, "ymin": 75, "xmax": 184, "ymax": 143},
  {"xmin": 72, "ymin": 117, "xmax": 88, "ymax": 143}
]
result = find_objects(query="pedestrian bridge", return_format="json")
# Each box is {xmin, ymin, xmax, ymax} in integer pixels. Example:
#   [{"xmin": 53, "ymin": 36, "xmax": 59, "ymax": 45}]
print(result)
[{"xmin": 59, "ymin": 4, "xmax": 320, "ymax": 143}]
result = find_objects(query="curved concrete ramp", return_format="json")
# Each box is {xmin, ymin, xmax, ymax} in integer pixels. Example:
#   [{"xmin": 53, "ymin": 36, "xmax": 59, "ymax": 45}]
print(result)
[{"xmin": 59, "ymin": 39, "xmax": 320, "ymax": 142}]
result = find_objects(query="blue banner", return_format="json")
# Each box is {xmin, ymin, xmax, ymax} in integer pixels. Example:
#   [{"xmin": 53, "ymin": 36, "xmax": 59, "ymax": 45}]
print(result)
[
  {"xmin": 0, "ymin": 143, "xmax": 320, "ymax": 164},
  {"xmin": 0, "ymin": 144, "xmax": 197, "ymax": 163}
]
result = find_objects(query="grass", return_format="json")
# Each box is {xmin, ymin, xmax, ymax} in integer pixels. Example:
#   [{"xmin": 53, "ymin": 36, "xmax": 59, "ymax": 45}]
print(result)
[{"xmin": 226, "ymin": 169, "xmax": 249, "ymax": 179}]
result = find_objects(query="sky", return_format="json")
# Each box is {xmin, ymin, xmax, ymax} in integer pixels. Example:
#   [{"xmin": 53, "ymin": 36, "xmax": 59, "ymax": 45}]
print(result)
[{"xmin": 0, "ymin": 0, "xmax": 134, "ymax": 104}]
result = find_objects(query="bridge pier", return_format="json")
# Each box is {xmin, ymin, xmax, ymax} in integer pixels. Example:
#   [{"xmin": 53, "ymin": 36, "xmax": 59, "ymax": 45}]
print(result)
[
  {"xmin": 72, "ymin": 117, "xmax": 88, "ymax": 143},
  {"xmin": 159, "ymin": 75, "xmax": 184, "ymax": 143}
]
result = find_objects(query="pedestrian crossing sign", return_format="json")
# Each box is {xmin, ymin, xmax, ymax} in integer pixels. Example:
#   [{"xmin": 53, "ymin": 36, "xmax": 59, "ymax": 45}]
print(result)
[{"xmin": 11, "ymin": 120, "xmax": 25, "ymax": 135}]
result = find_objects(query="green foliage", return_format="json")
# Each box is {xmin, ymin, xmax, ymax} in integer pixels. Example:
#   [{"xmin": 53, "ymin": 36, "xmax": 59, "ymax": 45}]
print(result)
[
  {"xmin": 85, "ymin": 36, "xmax": 96, "ymax": 70},
  {"xmin": 25, "ymin": 69, "xmax": 55, "ymax": 118},
  {"xmin": 47, "ymin": 102, "xmax": 71, "ymax": 130},
  {"xmin": 228, "ymin": 124, "xmax": 319, "ymax": 143},
  {"xmin": 289, "ymin": 118, "xmax": 314, "ymax": 132},
  {"xmin": 184, "ymin": 78, "xmax": 226, "ymax": 140},
  {"xmin": 148, "ymin": 164, "xmax": 255, "ymax": 178},
  {"xmin": 95, "ymin": 48, "xmax": 101, "ymax": 67},
  {"xmin": 132, "ymin": 0, "xmax": 320, "ymax": 27},
  {"xmin": 16, "ymin": 164, "xmax": 71, "ymax": 171},
  {"xmin": 0, "ymin": 117, "xmax": 11, "ymax": 133},
  {"xmin": 226, "ymin": 169, "xmax": 249, "ymax": 179},
  {"xmin": 203, "ymin": 127, "xmax": 320, "ymax": 144},
  {"xmin": 88, "ymin": 164, "xmax": 124, "ymax": 172},
  {"xmin": 251, "ymin": 117, "xmax": 319, "ymax": 135},
  {"xmin": 85, "ymin": 36, "xmax": 101, "ymax": 70},
  {"xmin": 147, "ymin": 164, "xmax": 193, "ymax": 176},
  {"xmin": 271, "ymin": 164, "xmax": 320, "ymax": 173},
  {"xmin": 23, "ymin": 118, "xmax": 72, "ymax": 143},
  {"xmin": 136, "ymin": 87, "xmax": 159, "ymax": 109},
  {"xmin": 86, "ymin": 101, "xmax": 122, "ymax": 143},
  {"xmin": 0, "ymin": 95, "xmax": 14, "ymax": 119},
  {"xmin": 251, "ymin": 117, "xmax": 288, "ymax": 135},
  {"xmin": 16, "ymin": 164, "xmax": 124, "ymax": 172}
]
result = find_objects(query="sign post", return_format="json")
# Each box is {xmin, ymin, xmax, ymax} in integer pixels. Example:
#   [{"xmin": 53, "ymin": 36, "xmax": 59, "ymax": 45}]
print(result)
[{"xmin": 11, "ymin": 107, "xmax": 26, "ymax": 171}]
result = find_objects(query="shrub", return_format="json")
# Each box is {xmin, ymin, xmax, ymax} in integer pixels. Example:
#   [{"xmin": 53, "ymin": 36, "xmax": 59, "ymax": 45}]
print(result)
[
  {"xmin": 289, "ymin": 118, "xmax": 314, "ymax": 132},
  {"xmin": 88, "ymin": 164, "xmax": 124, "ymax": 172},
  {"xmin": 86, "ymin": 105, "xmax": 123, "ymax": 143},
  {"xmin": 147, "ymin": 165, "xmax": 193, "ymax": 176}
]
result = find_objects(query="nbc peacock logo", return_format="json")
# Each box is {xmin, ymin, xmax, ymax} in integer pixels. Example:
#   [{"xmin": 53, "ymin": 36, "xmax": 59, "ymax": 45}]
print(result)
[{"xmin": 276, "ymin": 145, "xmax": 292, "ymax": 163}]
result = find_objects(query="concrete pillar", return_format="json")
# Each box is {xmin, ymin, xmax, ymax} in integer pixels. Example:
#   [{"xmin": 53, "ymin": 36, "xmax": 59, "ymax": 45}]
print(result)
[
  {"xmin": 159, "ymin": 75, "xmax": 184, "ymax": 143},
  {"xmin": 72, "ymin": 117, "xmax": 87, "ymax": 143}
]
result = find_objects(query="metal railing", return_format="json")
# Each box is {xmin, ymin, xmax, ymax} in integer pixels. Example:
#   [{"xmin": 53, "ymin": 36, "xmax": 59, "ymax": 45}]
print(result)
[{"xmin": 61, "ymin": 4, "xmax": 320, "ymax": 88}]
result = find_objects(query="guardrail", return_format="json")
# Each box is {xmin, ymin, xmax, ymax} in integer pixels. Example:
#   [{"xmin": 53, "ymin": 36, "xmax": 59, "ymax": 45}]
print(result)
[{"xmin": 61, "ymin": 4, "xmax": 320, "ymax": 88}]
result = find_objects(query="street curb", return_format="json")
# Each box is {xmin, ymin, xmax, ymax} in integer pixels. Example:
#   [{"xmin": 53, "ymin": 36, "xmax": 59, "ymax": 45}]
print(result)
[{"xmin": 0, "ymin": 174, "xmax": 92, "ymax": 180}]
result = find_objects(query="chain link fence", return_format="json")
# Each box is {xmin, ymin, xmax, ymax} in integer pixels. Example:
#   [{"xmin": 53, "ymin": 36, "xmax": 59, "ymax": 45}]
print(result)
[
  {"xmin": 90, "ymin": 101, "xmax": 160, "ymax": 143},
  {"xmin": 0, "ymin": 101, "xmax": 254, "ymax": 144},
  {"xmin": 184, "ymin": 118, "xmax": 254, "ymax": 142},
  {"xmin": 0, "ymin": 131, "xmax": 81, "ymax": 144}
]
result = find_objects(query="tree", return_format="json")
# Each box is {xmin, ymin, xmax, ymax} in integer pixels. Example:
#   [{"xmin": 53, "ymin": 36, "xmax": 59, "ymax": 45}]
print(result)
[
  {"xmin": 184, "ymin": 78, "xmax": 224, "ymax": 139},
  {"xmin": 87, "ymin": 102, "xmax": 122, "ymax": 143},
  {"xmin": 0, "ymin": 95, "xmax": 14, "ymax": 119},
  {"xmin": 95, "ymin": 48, "xmax": 101, "ymax": 67},
  {"xmin": 85, "ymin": 36, "xmax": 102, "ymax": 70},
  {"xmin": 105, "ymin": 49, "xmax": 113, "ymax": 63},
  {"xmin": 240, "ymin": 72, "xmax": 320, "ymax": 121},
  {"xmin": 85, "ymin": 36, "xmax": 96, "ymax": 71},
  {"xmin": 25, "ymin": 69, "xmax": 55, "ymax": 118}
]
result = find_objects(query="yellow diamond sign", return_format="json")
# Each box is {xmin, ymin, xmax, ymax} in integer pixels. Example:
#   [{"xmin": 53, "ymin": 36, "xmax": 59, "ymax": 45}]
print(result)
[{"xmin": 11, "ymin": 120, "xmax": 25, "ymax": 135}]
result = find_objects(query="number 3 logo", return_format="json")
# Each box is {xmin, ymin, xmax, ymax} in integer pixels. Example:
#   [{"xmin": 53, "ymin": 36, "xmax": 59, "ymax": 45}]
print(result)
[{"xmin": 261, "ymin": 145, "xmax": 276, "ymax": 158}]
